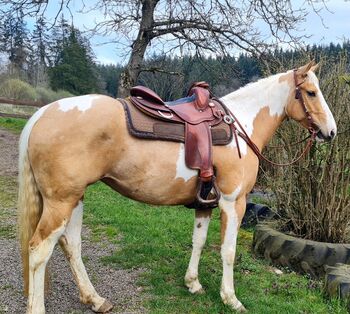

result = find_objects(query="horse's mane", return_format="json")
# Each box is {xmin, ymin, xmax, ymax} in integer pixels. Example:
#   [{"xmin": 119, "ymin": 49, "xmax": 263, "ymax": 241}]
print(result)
[{"xmin": 222, "ymin": 72, "xmax": 285, "ymax": 100}]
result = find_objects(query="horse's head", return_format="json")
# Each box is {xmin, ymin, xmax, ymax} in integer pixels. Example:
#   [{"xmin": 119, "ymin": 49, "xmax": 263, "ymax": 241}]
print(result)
[{"xmin": 285, "ymin": 61, "xmax": 337, "ymax": 142}]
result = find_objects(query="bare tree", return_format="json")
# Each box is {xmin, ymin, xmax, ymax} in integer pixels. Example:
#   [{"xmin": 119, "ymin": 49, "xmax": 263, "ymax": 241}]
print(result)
[{"xmin": 0, "ymin": 0, "xmax": 330, "ymax": 96}]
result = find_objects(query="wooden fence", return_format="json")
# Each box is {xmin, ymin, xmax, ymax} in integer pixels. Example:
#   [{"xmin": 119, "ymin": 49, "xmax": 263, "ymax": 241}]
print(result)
[{"xmin": 0, "ymin": 97, "xmax": 46, "ymax": 119}]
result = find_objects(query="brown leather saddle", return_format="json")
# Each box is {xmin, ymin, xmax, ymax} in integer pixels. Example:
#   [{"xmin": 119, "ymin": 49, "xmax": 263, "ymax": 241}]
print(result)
[{"xmin": 120, "ymin": 82, "xmax": 233, "ymax": 209}]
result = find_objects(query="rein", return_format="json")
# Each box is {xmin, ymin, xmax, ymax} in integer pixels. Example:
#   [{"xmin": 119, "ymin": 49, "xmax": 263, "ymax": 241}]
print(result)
[{"xmin": 216, "ymin": 69, "xmax": 318, "ymax": 166}]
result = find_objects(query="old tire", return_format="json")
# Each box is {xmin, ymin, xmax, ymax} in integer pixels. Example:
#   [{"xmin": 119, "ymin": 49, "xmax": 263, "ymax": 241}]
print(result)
[
  {"xmin": 242, "ymin": 203, "xmax": 274, "ymax": 227},
  {"xmin": 325, "ymin": 264, "xmax": 350, "ymax": 299},
  {"xmin": 253, "ymin": 224, "xmax": 350, "ymax": 277}
]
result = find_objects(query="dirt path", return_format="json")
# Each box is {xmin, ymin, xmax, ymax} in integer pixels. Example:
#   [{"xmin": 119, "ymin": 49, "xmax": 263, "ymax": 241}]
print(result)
[{"xmin": 0, "ymin": 128, "xmax": 145, "ymax": 313}]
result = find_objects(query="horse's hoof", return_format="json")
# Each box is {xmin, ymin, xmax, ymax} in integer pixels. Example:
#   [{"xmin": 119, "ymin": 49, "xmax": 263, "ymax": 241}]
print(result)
[
  {"xmin": 93, "ymin": 299, "xmax": 113, "ymax": 313},
  {"xmin": 187, "ymin": 282, "xmax": 205, "ymax": 294},
  {"xmin": 236, "ymin": 304, "xmax": 247, "ymax": 313},
  {"xmin": 193, "ymin": 287, "xmax": 205, "ymax": 294}
]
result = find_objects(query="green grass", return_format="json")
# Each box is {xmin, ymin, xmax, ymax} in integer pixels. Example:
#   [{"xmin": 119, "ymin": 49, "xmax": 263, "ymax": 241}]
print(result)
[
  {"xmin": 0, "ymin": 117, "xmax": 27, "ymax": 134},
  {"xmin": 0, "ymin": 225, "xmax": 15, "ymax": 239},
  {"xmin": 84, "ymin": 183, "xmax": 347, "ymax": 314},
  {"xmin": 0, "ymin": 176, "xmax": 17, "ymax": 239},
  {"xmin": 0, "ymin": 176, "xmax": 17, "ymax": 208}
]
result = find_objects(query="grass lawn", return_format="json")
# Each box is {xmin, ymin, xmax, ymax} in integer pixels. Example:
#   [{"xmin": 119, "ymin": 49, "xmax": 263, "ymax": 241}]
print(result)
[
  {"xmin": 0, "ymin": 117, "xmax": 347, "ymax": 313},
  {"xmin": 0, "ymin": 117, "xmax": 27, "ymax": 134},
  {"xmin": 84, "ymin": 183, "xmax": 347, "ymax": 314}
]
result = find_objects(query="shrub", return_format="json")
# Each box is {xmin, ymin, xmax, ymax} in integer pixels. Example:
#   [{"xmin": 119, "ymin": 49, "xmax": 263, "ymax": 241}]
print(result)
[
  {"xmin": 35, "ymin": 86, "xmax": 58, "ymax": 104},
  {"xmin": 0, "ymin": 79, "xmax": 36, "ymax": 100},
  {"xmin": 35, "ymin": 87, "xmax": 75, "ymax": 104},
  {"xmin": 55, "ymin": 89, "xmax": 74, "ymax": 99}
]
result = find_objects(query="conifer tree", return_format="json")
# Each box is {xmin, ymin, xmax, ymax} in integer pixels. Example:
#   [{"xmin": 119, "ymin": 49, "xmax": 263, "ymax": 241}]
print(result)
[
  {"xmin": 28, "ymin": 17, "xmax": 50, "ymax": 86},
  {"xmin": 49, "ymin": 25, "xmax": 98, "ymax": 95},
  {"xmin": 0, "ymin": 11, "xmax": 29, "ymax": 75}
]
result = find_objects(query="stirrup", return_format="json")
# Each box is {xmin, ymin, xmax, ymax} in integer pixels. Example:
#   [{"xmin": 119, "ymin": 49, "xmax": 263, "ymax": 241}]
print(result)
[{"xmin": 195, "ymin": 176, "xmax": 221, "ymax": 209}]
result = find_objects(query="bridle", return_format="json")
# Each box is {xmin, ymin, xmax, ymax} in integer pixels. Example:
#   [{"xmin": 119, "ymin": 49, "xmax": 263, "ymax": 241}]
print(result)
[
  {"xmin": 216, "ymin": 69, "xmax": 318, "ymax": 166},
  {"xmin": 293, "ymin": 69, "xmax": 319, "ymax": 136}
]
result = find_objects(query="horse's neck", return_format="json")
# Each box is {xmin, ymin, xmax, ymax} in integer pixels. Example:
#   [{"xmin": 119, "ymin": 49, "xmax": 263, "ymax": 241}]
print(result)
[{"xmin": 221, "ymin": 73, "xmax": 290, "ymax": 150}]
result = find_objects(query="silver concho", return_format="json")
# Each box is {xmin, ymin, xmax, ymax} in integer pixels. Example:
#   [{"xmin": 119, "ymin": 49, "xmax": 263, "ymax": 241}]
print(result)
[{"xmin": 223, "ymin": 115, "xmax": 234, "ymax": 124}]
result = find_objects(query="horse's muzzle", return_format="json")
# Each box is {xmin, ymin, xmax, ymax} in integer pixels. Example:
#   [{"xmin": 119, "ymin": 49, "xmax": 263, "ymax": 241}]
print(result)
[{"xmin": 316, "ymin": 129, "xmax": 336, "ymax": 142}]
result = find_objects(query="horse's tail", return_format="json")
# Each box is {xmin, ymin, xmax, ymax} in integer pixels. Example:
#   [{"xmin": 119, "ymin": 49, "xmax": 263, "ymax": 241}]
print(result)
[{"xmin": 17, "ymin": 108, "xmax": 46, "ymax": 295}]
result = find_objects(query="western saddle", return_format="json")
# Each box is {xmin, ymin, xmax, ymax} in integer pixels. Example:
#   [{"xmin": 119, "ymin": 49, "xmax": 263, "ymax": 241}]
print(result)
[{"xmin": 122, "ymin": 82, "xmax": 233, "ymax": 209}]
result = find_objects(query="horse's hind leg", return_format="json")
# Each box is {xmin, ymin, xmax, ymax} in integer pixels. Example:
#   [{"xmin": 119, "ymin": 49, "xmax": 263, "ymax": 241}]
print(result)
[
  {"xmin": 27, "ymin": 201, "xmax": 72, "ymax": 314},
  {"xmin": 185, "ymin": 208, "xmax": 212, "ymax": 294},
  {"xmin": 59, "ymin": 201, "xmax": 113, "ymax": 313}
]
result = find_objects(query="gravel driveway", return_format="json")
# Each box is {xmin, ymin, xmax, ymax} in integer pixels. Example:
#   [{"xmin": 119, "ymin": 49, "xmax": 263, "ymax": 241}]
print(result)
[{"xmin": 0, "ymin": 128, "xmax": 145, "ymax": 313}]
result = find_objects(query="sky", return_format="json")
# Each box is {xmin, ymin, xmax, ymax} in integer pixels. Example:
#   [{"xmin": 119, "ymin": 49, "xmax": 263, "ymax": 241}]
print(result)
[{"xmin": 29, "ymin": 0, "xmax": 350, "ymax": 65}]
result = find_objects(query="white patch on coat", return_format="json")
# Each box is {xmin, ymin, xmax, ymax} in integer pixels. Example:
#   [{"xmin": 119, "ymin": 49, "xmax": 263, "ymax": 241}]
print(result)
[
  {"xmin": 61, "ymin": 201, "xmax": 106, "ymax": 310},
  {"xmin": 221, "ymin": 74, "xmax": 290, "ymax": 155},
  {"xmin": 28, "ymin": 223, "xmax": 66, "ymax": 314},
  {"xmin": 175, "ymin": 143, "xmax": 197, "ymax": 181},
  {"xmin": 185, "ymin": 215, "xmax": 211, "ymax": 293},
  {"xmin": 219, "ymin": 185, "xmax": 244, "ymax": 309},
  {"xmin": 307, "ymin": 71, "xmax": 337, "ymax": 135},
  {"xmin": 18, "ymin": 104, "xmax": 50, "ymax": 175},
  {"xmin": 57, "ymin": 94, "xmax": 100, "ymax": 112}
]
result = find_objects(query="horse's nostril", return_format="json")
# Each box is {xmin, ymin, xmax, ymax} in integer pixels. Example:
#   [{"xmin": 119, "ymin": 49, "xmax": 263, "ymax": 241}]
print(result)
[{"xmin": 330, "ymin": 130, "xmax": 335, "ymax": 138}]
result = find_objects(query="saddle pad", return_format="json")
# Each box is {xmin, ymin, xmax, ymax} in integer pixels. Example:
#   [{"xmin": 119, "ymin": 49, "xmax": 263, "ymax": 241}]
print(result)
[{"xmin": 120, "ymin": 98, "xmax": 232, "ymax": 145}]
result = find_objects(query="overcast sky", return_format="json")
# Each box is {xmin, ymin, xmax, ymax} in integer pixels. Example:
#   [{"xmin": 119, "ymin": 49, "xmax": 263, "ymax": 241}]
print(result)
[{"xmin": 36, "ymin": 0, "xmax": 350, "ymax": 65}]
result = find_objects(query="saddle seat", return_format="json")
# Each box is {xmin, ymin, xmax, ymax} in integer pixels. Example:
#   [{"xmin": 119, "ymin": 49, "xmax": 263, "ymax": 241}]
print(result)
[
  {"xmin": 126, "ymin": 82, "xmax": 232, "ymax": 209},
  {"xmin": 130, "ymin": 82, "xmax": 217, "ymax": 125}
]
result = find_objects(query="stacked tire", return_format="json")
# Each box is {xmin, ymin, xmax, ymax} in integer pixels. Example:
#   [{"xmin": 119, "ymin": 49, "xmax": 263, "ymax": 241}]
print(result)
[{"xmin": 253, "ymin": 224, "xmax": 350, "ymax": 306}]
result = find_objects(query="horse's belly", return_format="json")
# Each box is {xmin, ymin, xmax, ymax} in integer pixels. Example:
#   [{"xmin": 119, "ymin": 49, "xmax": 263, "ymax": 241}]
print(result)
[{"xmin": 102, "ymin": 171, "xmax": 198, "ymax": 206}]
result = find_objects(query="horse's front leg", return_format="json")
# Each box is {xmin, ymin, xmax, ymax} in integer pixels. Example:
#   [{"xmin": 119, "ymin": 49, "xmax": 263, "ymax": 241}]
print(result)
[
  {"xmin": 185, "ymin": 208, "xmax": 212, "ymax": 294},
  {"xmin": 219, "ymin": 192, "xmax": 247, "ymax": 312}
]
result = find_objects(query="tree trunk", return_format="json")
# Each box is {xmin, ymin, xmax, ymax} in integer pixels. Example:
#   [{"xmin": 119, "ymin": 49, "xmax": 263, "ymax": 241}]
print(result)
[{"xmin": 117, "ymin": 0, "xmax": 157, "ymax": 98}]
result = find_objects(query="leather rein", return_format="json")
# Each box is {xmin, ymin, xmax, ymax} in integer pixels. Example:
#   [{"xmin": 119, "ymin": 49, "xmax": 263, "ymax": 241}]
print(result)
[{"xmin": 217, "ymin": 69, "xmax": 318, "ymax": 166}]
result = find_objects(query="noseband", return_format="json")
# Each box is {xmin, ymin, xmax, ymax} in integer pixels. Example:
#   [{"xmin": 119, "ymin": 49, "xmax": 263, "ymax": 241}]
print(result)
[{"xmin": 215, "ymin": 69, "xmax": 317, "ymax": 166}]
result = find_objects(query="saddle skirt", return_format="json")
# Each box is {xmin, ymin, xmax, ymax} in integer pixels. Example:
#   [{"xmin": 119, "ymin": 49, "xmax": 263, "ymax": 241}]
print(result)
[{"xmin": 121, "ymin": 97, "xmax": 232, "ymax": 144}]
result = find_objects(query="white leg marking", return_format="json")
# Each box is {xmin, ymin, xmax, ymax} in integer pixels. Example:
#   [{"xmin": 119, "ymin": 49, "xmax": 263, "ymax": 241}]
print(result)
[
  {"xmin": 60, "ymin": 202, "xmax": 107, "ymax": 311},
  {"xmin": 219, "ymin": 186, "xmax": 246, "ymax": 312},
  {"xmin": 27, "ymin": 224, "xmax": 66, "ymax": 314},
  {"xmin": 185, "ymin": 214, "xmax": 211, "ymax": 294}
]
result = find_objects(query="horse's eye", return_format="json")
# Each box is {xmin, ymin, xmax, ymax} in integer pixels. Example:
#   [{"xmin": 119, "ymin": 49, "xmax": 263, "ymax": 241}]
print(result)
[{"xmin": 307, "ymin": 91, "xmax": 316, "ymax": 97}]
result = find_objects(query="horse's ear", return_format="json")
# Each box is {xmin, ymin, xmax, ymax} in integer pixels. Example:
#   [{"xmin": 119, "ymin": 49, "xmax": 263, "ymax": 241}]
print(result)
[
  {"xmin": 297, "ymin": 61, "xmax": 315, "ymax": 76},
  {"xmin": 310, "ymin": 62, "xmax": 320, "ymax": 73}
]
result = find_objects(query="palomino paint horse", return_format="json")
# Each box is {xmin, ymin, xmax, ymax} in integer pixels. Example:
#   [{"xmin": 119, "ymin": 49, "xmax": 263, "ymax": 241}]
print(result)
[{"xmin": 18, "ymin": 61, "xmax": 336, "ymax": 313}]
